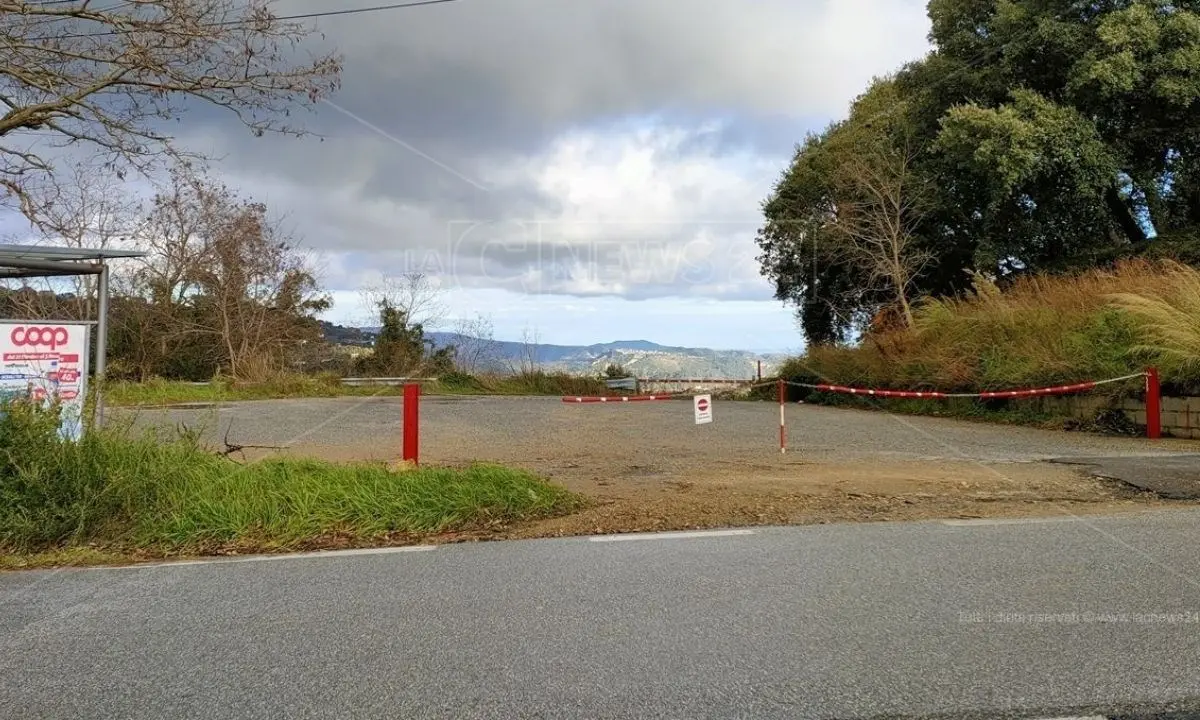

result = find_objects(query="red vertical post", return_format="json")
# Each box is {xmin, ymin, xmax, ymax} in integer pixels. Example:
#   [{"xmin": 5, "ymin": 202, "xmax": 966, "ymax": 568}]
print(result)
[
  {"xmin": 1146, "ymin": 367, "xmax": 1161, "ymax": 440},
  {"xmin": 778, "ymin": 378, "xmax": 786, "ymax": 454},
  {"xmin": 403, "ymin": 382, "xmax": 420, "ymax": 464}
]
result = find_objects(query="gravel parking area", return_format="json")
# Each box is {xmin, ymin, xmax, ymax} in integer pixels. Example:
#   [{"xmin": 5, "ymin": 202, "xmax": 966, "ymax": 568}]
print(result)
[{"xmin": 124, "ymin": 396, "xmax": 1200, "ymax": 534}]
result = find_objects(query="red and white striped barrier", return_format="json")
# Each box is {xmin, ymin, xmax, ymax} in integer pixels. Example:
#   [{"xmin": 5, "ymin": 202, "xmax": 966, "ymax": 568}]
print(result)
[
  {"xmin": 563, "ymin": 371, "xmax": 1163, "ymax": 451},
  {"xmin": 788, "ymin": 372, "xmax": 1145, "ymax": 400},
  {"xmin": 803, "ymin": 380, "xmax": 1107, "ymax": 400},
  {"xmin": 775, "ymin": 371, "xmax": 1158, "ymax": 440}
]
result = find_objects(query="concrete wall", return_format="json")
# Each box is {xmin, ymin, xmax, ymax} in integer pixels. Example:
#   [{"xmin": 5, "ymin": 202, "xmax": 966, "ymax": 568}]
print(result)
[{"xmin": 1042, "ymin": 394, "xmax": 1200, "ymax": 439}]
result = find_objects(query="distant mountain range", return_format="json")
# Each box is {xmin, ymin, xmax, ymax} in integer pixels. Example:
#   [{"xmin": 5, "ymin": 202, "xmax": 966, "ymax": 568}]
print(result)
[
  {"xmin": 426, "ymin": 333, "xmax": 789, "ymax": 379},
  {"xmin": 319, "ymin": 322, "xmax": 790, "ymax": 379}
]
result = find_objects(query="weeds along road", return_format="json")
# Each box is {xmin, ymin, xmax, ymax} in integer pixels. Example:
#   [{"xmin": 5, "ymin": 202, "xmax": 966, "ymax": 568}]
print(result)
[
  {"xmin": 4, "ymin": 512, "xmax": 1200, "ymax": 719},
  {"xmin": 122, "ymin": 396, "xmax": 1200, "ymax": 532}
]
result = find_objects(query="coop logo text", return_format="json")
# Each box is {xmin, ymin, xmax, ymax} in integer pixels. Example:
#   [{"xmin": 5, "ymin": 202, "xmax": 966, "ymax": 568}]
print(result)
[{"xmin": 9, "ymin": 326, "xmax": 70, "ymax": 351}]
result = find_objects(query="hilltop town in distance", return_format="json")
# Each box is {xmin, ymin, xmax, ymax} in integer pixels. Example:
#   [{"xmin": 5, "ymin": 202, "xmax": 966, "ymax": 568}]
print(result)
[{"xmin": 320, "ymin": 322, "xmax": 788, "ymax": 380}]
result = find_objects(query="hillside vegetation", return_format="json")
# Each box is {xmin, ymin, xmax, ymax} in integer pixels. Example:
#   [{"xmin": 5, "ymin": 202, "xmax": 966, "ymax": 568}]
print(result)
[
  {"xmin": 781, "ymin": 260, "xmax": 1200, "ymax": 398},
  {"xmin": 759, "ymin": 0, "xmax": 1200, "ymax": 348},
  {"xmin": 105, "ymin": 370, "xmax": 611, "ymax": 407}
]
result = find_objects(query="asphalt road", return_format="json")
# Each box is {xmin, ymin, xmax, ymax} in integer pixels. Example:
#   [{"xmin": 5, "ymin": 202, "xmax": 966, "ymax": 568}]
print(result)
[
  {"xmin": 127, "ymin": 394, "xmax": 1200, "ymax": 466},
  {"xmin": 4, "ymin": 511, "xmax": 1200, "ymax": 719}
]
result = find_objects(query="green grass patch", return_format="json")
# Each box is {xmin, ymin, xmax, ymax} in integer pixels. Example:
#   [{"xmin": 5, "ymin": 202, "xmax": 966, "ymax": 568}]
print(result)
[
  {"xmin": 435, "ymin": 370, "xmax": 609, "ymax": 397},
  {"xmin": 106, "ymin": 371, "xmax": 610, "ymax": 407},
  {"xmin": 0, "ymin": 401, "xmax": 580, "ymax": 560},
  {"xmin": 105, "ymin": 374, "xmax": 404, "ymax": 406}
]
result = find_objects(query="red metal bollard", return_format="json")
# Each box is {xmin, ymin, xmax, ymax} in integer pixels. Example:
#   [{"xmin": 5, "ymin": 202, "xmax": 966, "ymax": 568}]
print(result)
[
  {"xmin": 403, "ymin": 382, "xmax": 420, "ymax": 464},
  {"xmin": 1146, "ymin": 367, "xmax": 1161, "ymax": 440}
]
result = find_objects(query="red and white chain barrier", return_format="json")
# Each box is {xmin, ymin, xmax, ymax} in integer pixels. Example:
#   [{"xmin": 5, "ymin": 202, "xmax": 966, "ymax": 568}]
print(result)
[
  {"xmin": 561, "ymin": 370, "xmax": 1164, "ymax": 451},
  {"xmin": 785, "ymin": 372, "xmax": 1148, "ymax": 400},
  {"xmin": 754, "ymin": 370, "xmax": 1159, "ymax": 449}
]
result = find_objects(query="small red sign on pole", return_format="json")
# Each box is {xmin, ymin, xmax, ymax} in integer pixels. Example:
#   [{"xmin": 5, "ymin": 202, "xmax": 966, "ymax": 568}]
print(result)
[{"xmin": 402, "ymin": 383, "xmax": 420, "ymax": 464}]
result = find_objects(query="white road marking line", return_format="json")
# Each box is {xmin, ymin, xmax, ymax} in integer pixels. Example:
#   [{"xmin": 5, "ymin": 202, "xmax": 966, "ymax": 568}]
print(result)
[
  {"xmin": 105, "ymin": 545, "xmax": 438, "ymax": 570},
  {"xmin": 588, "ymin": 529, "xmax": 756, "ymax": 543}
]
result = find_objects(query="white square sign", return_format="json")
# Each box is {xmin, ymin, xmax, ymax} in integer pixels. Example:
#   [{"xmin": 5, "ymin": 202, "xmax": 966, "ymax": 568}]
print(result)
[{"xmin": 693, "ymin": 394, "xmax": 712, "ymax": 425}]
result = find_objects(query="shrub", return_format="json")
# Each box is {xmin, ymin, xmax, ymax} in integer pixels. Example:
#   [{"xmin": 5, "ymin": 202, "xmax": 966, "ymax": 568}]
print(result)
[
  {"xmin": 434, "ymin": 371, "xmax": 608, "ymax": 396},
  {"xmin": 1110, "ymin": 260, "xmax": 1200, "ymax": 382},
  {"xmin": 603, "ymin": 363, "xmax": 628, "ymax": 379},
  {"xmin": 764, "ymin": 260, "xmax": 1200, "ymax": 427},
  {"xmin": 782, "ymin": 260, "xmax": 1197, "ymax": 394}
]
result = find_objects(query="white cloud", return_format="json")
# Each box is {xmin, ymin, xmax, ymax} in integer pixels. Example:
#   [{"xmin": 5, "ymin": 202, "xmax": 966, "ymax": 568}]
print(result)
[
  {"xmin": 234, "ymin": 121, "xmax": 784, "ymax": 300},
  {"xmin": 4, "ymin": 0, "xmax": 934, "ymax": 348}
]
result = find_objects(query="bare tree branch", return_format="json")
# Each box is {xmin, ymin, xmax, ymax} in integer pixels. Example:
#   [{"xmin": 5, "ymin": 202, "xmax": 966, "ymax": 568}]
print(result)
[
  {"xmin": 360, "ymin": 273, "xmax": 447, "ymax": 332},
  {"xmin": 827, "ymin": 134, "xmax": 931, "ymax": 330},
  {"xmin": 1, "ymin": 0, "xmax": 341, "ymax": 227},
  {"xmin": 449, "ymin": 313, "xmax": 500, "ymax": 373}
]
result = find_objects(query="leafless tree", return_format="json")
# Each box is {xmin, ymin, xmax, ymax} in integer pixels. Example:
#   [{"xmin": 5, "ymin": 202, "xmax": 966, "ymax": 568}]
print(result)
[
  {"xmin": 449, "ymin": 313, "xmax": 500, "ymax": 374},
  {"xmin": 100, "ymin": 164, "xmax": 328, "ymax": 380},
  {"xmin": 360, "ymin": 272, "xmax": 446, "ymax": 331},
  {"xmin": 135, "ymin": 161, "xmax": 227, "ymax": 305},
  {"xmin": 88, "ymin": 161, "xmax": 226, "ymax": 379},
  {"xmin": 0, "ymin": 0, "xmax": 341, "ymax": 225},
  {"xmin": 192, "ymin": 197, "xmax": 330, "ymax": 379},
  {"xmin": 513, "ymin": 325, "xmax": 540, "ymax": 377},
  {"xmin": 0, "ymin": 164, "xmax": 140, "ymax": 320},
  {"xmin": 35, "ymin": 165, "xmax": 140, "ymax": 316},
  {"xmin": 831, "ymin": 137, "xmax": 931, "ymax": 329},
  {"xmin": 0, "ymin": 284, "xmax": 59, "ymax": 320}
]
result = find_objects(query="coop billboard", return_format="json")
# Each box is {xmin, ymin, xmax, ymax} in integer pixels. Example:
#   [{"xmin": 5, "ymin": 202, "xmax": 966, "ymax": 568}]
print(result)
[{"xmin": 0, "ymin": 323, "xmax": 91, "ymax": 440}]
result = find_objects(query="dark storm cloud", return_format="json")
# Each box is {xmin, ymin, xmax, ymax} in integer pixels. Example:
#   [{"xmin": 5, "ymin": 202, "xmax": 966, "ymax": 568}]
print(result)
[{"xmin": 172, "ymin": 0, "xmax": 930, "ymax": 299}]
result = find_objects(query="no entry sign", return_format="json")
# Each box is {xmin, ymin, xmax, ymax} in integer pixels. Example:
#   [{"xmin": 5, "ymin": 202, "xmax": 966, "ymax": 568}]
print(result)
[{"xmin": 694, "ymin": 394, "xmax": 712, "ymax": 425}]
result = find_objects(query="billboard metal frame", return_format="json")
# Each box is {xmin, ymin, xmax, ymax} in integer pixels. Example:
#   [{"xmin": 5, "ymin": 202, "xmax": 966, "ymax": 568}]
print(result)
[{"xmin": 0, "ymin": 243, "xmax": 146, "ymax": 421}]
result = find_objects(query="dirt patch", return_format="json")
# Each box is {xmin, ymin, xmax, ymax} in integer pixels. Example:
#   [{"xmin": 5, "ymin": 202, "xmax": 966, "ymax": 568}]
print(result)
[
  {"xmin": 509, "ymin": 457, "xmax": 1169, "ymax": 537},
  {"xmin": 266, "ymin": 441, "xmax": 1173, "ymax": 537},
  {"xmin": 155, "ymin": 397, "xmax": 1199, "ymax": 539}
]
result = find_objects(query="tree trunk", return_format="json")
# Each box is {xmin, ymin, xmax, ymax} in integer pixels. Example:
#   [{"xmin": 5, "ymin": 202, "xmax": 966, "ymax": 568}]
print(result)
[
  {"xmin": 896, "ymin": 287, "xmax": 915, "ymax": 329},
  {"xmin": 1186, "ymin": 187, "xmax": 1200, "ymax": 226},
  {"xmin": 1105, "ymin": 185, "xmax": 1148, "ymax": 245}
]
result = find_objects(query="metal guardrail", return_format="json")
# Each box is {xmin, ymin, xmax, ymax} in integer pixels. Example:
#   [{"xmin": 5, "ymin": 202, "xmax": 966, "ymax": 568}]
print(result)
[
  {"xmin": 635, "ymin": 378, "xmax": 753, "ymax": 384},
  {"xmin": 604, "ymin": 377, "xmax": 638, "ymax": 391},
  {"xmin": 604, "ymin": 378, "xmax": 754, "ymax": 392},
  {"xmin": 340, "ymin": 377, "xmax": 438, "ymax": 387}
]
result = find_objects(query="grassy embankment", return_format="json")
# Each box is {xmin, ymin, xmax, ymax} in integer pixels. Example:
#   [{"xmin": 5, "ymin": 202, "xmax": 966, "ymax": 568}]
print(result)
[
  {"xmin": 774, "ymin": 260, "xmax": 1200, "ymax": 430},
  {"xmin": 105, "ymin": 371, "xmax": 609, "ymax": 407},
  {"xmin": 0, "ymin": 401, "xmax": 580, "ymax": 568}
]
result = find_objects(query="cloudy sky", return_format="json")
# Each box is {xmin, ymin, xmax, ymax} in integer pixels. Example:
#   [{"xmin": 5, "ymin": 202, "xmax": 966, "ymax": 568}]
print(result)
[{"xmin": 15, "ymin": 0, "xmax": 935, "ymax": 351}]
